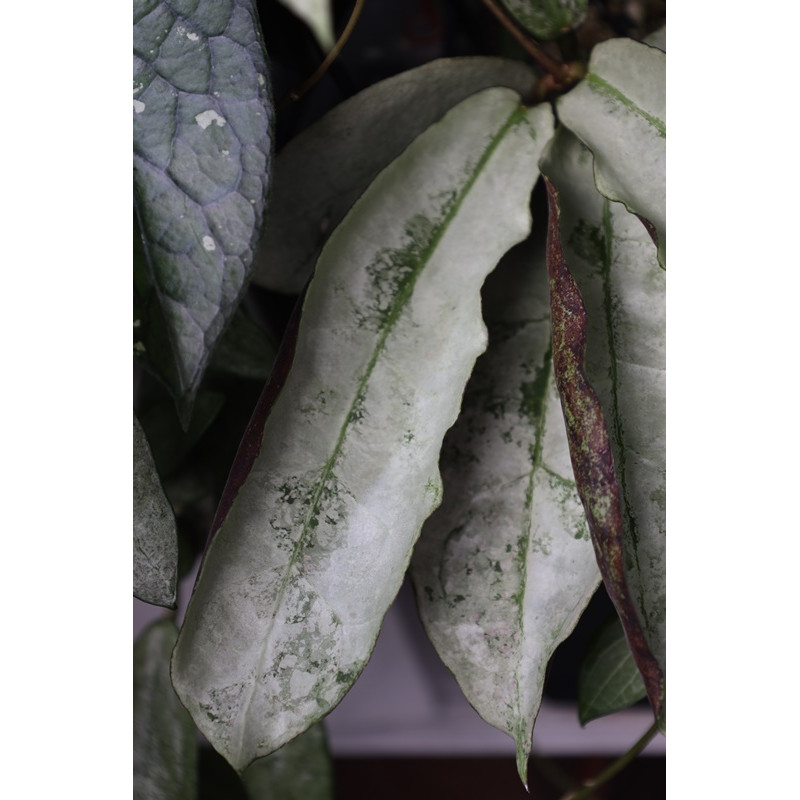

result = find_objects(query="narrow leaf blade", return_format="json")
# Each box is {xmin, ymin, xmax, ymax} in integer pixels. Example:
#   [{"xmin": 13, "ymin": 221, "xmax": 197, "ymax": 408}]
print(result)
[
  {"xmin": 133, "ymin": 0, "xmax": 274, "ymax": 422},
  {"xmin": 500, "ymin": 0, "xmax": 588, "ymax": 41},
  {"xmin": 242, "ymin": 723, "xmax": 333, "ymax": 800},
  {"xmin": 556, "ymin": 39, "xmax": 666, "ymax": 266},
  {"xmin": 172, "ymin": 88, "xmax": 554, "ymax": 771},
  {"xmin": 134, "ymin": 413, "xmax": 179, "ymax": 607},
  {"xmin": 541, "ymin": 130, "xmax": 665, "ymax": 721},
  {"xmin": 134, "ymin": 620, "xmax": 197, "ymax": 800},
  {"xmin": 411, "ymin": 228, "xmax": 600, "ymax": 787},
  {"xmin": 253, "ymin": 57, "xmax": 538, "ymax": 293},
  {"xmin": 578, "ymin": 615, "xmax": 646, "ymax": 725}
]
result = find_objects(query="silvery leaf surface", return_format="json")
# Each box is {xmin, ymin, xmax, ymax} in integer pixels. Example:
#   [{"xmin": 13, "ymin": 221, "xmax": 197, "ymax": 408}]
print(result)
[{"xmin": 411, "ymin": 228, "xmax": 600, "ymax": 787}]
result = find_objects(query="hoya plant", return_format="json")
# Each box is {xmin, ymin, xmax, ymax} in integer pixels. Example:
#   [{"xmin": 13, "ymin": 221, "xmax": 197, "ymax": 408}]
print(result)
[{"xmin": 133, "ymin": 0, "xmax": 665, "ymax": 796}]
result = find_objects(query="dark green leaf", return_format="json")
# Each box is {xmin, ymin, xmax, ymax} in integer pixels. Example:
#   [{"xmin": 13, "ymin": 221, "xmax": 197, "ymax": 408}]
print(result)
[
  {"xmin": 209, "ymin": 308, "xmax": 277, "ymax": 381},
  {"xmin": 134, "ymin": 620, "xmax": 197, "ymax": 800},
  {"xmin": 242, "ymin": 724, "xmax": 333, "ymax": 800},
  {"xmin": 500, "ymin": 0, "xmax": 587, "ymax": 41},
  {"xmin": 172, "ymin": 89, "xmax": 554, "ymax": 771},
  {"xmin": 578, "ymin": 615, "xmax": 646, "ymax": 725},
  {"xmin": 134, "ymin": 413, "xmax": 179, "ymax": 608},
  {"xmin": 133, "ymin": 0, "xmax": 274, "ymax": 424}
]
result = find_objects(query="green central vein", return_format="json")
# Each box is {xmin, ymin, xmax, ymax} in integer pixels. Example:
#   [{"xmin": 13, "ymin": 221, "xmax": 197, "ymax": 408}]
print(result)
[
  {"xmin": 232, "ymin": 104, "xmax": 530, "ymax": 756},
  {"xmin": 586, "ymin": 73, "xmax": 666, "ymax": 138}
]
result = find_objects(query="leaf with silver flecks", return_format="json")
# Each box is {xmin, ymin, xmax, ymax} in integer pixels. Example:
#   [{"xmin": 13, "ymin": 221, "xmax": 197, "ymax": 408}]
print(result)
[
  {"xmin": 411, "ymin": 227, "xmax": 600, "ymax": 788},
  {"xmin": 134, "ymin": 620, "xmax": 197, "ymax": 800},
  {"xmin": 172, "ymin": 88, "xmax": 554, "ymax": 772},
  {"xmin": 252, "ymin": 57, "xmax": 537, "ymax": 294},
  {"xmin": 134, "ymin": 413, "xmax": 178, "ymax": 608},
  {"xmin": 277, "ymin": 0, "xmax": 335, "ymax": 51},
  {"xmin": 556, "ymin": 38, "xmax": 666, "ymax": 266},
  {"xmin": 500, "ymin": 0, "xmax": 587, "ymax": 41},
  {"xmin": 133, "ymin": 0, "xmax": 273, "ymax": 424},
  {"xmin": 578, "ymin": 615, "xmax": 646, "ymax": 725},
  {"xmin": 242, "ymin": 723, "xmax": 333, "ymax": 800},
  {"xmin": 541, "ymin": 128, "xmax": 665, "ymax": 724}
]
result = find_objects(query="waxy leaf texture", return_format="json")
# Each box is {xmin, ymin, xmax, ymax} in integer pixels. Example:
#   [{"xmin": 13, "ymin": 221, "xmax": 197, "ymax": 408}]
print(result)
[
  {"xmin": 253, "ymin": 57, "xmax": 537, "ymax": 294},
  {"xmin": 557, "ymin": 38, "xmax": 666, "ymax": 266},
  {"xmin": 542, "ymin": 129, "xmax": 665, "ymax": 721},
  {"xmin": 172, "ymin": 89, "xmax": 555, "ymax": 771},
  {"xmin": 133, "ymin": 0, "xmax": 273, "ymax": 423},
  {"xmin": 411, "ymin": 228, "xmax": 599, "ymax": 787}
]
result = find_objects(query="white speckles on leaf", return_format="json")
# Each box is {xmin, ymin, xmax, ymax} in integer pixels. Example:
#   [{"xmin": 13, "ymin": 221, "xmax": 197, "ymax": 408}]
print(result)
[
  {"xmin": 133, "ymin": 99, "xmax": 146, "ymax": 114},
  {"xmin": 195, "ymin": 109, "xmax": 227, "ymax": 129},
  {"xmin": 202, "ymin": 235, "xmax": 217, "ymax": 251}
]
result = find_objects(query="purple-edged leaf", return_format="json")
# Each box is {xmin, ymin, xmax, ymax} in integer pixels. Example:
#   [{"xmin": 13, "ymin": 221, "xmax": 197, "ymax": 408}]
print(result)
[
  {"xmin": 411, "ymin": 228, "xmax": 599, "ymax": 787},
  {"xmin": 134, "ymin": 620, "xmax": 197, "ymax": 800},
  {"xmin": 134, "ymin": 413, "xmax": 179, "ymax": 608},
  {"xmin": 171, "ymin": 89, "xmax": 554, "ymax": 772},
  {"xmin": 542, "ymin": 161, "xmax": 664, "ymax": 723},
  {"xmin": 252, "ymin": 57, "xmax": 538, "ymax": 294},
  {"xmin": 556, "ymin": 38, "xmax": 665, "ymax": 267},
  {"xmin": 133, "ymin": 0, "xmax": 274, "ymax": 424}
]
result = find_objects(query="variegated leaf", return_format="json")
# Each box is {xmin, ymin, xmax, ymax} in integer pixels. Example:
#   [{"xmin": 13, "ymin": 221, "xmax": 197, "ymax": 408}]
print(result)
[
  {"xmin": 172, "ymin": 89, "xmax": 555, "ymax": 771},
  {"xmin": 411, "ymin": 229, "xmax": 600, "ymax": 787}
]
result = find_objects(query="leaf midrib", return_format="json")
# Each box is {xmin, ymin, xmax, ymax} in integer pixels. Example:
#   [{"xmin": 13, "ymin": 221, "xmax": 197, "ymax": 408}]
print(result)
[
  {"xmin": 585, "ymin": 73, "xmax": 666, "ymax": 138},
  {"xmin": 231, "ymin": 102, "xmax": 530, "ymax": 761}
]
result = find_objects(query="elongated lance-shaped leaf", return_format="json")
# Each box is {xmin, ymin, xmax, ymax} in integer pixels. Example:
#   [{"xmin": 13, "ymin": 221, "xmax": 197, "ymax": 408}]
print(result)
[
  {"xmin": 500, "ymin": 0, "xmax": 587, "ymax": 41},
  {"xmin": 541, "ymin": 129, "xmax": 665, "ymax": 723},
  {"xmin": 556, "ymin": 38, "xmax": 666, "ymax": 267},
  {"xmin": 578, "ymin": 615, "xmax": 646, "ymax": 725},
  {"xmin": 134, "ymin": 620, "xmax": 197, "ymax": 800},
  {"xmin": 277, "ymin": 0, "xmax": 335, "ymax": 51},
  {"xmin": 134, "ymin": 413, "xmax": 178, "ymax": 608},
  {"xmin": 172, "ymin": 88, "xmax": 555, "ymax": 772},
  {"xmin": 242, "ymin": 723, "xmax": 333, "ymax": 800},
  {"xmin": 411, "ymin": 228, "xmax": 600, "ymax": 788},
  {"xmin": 133, "ymin": 0, "xmax": 274, "ymax": 424},
  {"xmin": 252, "ymin": 57, "xmax": 537, "ymax": 294}
]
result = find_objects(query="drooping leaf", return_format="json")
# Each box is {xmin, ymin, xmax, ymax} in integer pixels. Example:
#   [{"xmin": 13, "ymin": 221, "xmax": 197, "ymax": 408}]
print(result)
[
  {"xmin": 276, "ymin": 0, "xmax": 335, "ymax": 51},
  {"xmin": 242, "ymin": 724, "xmax": 333, "ymax": 800},
  {"xmin": 133, "ymin": 0, "xmax": 274, "ymax": 424},
  {"xmin": 500, "ymin": 0, "xmax": 587, "ymax": 41},
  {"xmin": 541, "ymin": 128, "xmax": 665, "ymax": 723},
  {"xmin": 134, "ymin": 413, "xmax": 179, "ymax": 608},
  {"xmin": 252, "ymin": 56, "xmax": 538, "ymax": 294},
  {"xmin": 172, "ymin": 88, "xmax": 555, "ymax": 771},
  {"xmin": 411, "ymin": 227, "xmax": 600, "ymax": 787},
  {"xmin": 134, "ymin": 620, "xmax": 197, "ymax": 800},
  {"xmin": 556, "ymin": 38, "xmax": 665, "ymax": 266},
  {"xmin": 578, "ymin": 615, "xmax": 646, "ymax": 725}
]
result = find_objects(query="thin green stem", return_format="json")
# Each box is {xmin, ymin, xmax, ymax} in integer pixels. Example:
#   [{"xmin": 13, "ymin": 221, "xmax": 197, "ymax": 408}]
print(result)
[
  {"xmin": 558, "ymin": 720, "xmax": 660, "ymax": 800},
  {"xmin": 278, "ymin": 0, "xmax": 366, "ymax": 110}
]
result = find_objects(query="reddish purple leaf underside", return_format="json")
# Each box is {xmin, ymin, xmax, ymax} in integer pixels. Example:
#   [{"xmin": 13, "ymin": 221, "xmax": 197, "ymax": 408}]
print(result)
[{"xmin": 545, "ymin": 178, "xmax": 664, "ymax": 719}]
